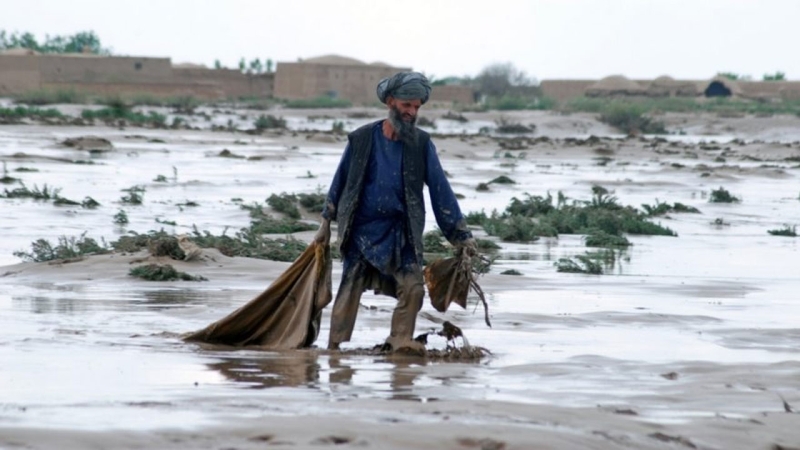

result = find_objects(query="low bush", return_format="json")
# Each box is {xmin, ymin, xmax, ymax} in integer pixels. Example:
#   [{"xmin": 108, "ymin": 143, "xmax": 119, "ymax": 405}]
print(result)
[
  {"xmin": 129, "ymin": 264, "xmax": 207, "ymax": 281},
  {"xmin": 709, "ymin": 187, "xmax": 740, "ymax": 203},
  {"xmin": 14, "ymin": 233, "xmax": 109, "ymax": 262}
]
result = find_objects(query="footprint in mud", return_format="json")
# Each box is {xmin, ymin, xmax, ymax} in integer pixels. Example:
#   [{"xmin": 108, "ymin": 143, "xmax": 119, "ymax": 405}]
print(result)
[{"xmin": 456, "ymin": 437, "xmax": 507, "ymax": 450}]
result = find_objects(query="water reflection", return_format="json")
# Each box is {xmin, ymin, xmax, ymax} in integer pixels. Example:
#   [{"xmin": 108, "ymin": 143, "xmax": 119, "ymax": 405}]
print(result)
[
  {"xmin": 208, "ymin": 352, "xmax": 321, "ymax": 389},
  {"xmin": 206, "ymin": 350, "xmax": 437, "ymax": 402}
]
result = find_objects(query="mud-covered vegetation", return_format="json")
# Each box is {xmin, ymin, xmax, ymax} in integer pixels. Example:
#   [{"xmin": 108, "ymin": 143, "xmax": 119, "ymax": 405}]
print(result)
[
  {"xmin": 767, "ymin": 225, "xmax": 797, "ymax": 237},
  {"xmin": 129, "ymin": 264, "xmax": 207, "ymax": 281},
  {"xmin": 468, "ymin": 186, "xmax": 676, "ymax": 244},
  {"xmin": 13, "ymin": 233, "xmax": 109, "ymax": 262},
  {"xmin": 709, "ymin": 187, "xmax": 741, "ymax": 203}
]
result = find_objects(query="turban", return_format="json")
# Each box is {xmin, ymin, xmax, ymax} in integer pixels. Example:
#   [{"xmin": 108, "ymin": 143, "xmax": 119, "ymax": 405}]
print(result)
[{"xmin": 376, "ymin": 72, "xmax": 432, "ymax": 105}]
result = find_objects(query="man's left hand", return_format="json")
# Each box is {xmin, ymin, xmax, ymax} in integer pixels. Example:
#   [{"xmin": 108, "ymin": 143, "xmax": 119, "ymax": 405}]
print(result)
[{"xmin": 458, "ymin": 238, "xmax": 478, "ymax": 257}]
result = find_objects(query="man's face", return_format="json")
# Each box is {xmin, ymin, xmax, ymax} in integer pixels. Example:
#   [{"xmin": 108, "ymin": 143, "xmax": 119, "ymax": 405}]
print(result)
[{"xmin": 388, "ymin": 98, "xmax": 422, "ymax": 123}]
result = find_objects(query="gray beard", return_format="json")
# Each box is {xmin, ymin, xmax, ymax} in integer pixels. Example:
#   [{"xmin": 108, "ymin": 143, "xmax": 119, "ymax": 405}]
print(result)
[{"xmin": 389, "ymin": 106, "xmax": 419, "ymax": 146}]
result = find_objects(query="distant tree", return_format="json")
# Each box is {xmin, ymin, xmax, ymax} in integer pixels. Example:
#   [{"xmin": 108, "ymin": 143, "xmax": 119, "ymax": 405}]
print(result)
[
  {"xmin": 238, "ymin": 58, "xmax": 246, "ymax": 72},
  {"xmin": 248, "ymin": 58, "xmax": 263, "ymax": 74},
  {"xmin": 0, "ymin": 30, "xmax": 110, "ymax": 54},
  {"xmin": 214, "ymin": 59, "xmax": 222, "ymax": 70},
  {"xmin": 265, "ymin": 58, "xmax": 273, "ymax": 73},
  {"xmin": 475, "ymin": 62, "xmax": 538, "ymax": 98},
  {"xmin": 763, "ymin": 71, "xmax": 786, "ymax": 81}
]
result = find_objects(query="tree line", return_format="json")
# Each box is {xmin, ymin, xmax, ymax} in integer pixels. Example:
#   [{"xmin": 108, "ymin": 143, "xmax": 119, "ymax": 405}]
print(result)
[{"xmin": 0, "ymin": 30, "xmax": 110, "ymax": 55}]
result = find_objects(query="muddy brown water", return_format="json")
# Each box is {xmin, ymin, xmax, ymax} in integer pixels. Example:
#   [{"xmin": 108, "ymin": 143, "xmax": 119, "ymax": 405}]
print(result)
[{"xmin": 1, "ymin": 117, "xmax": 799, "ymax": 447}]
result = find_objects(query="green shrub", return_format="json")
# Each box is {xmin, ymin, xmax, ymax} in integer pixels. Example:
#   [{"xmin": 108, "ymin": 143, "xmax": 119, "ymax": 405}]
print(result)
[
  {"xmin": 120, "ymin": 185, "xmax": 145, "ymax": 205},
  {"xmin": 129, "ymin": 264, "xmax": 207, "ymax": 281},
  {"xmin": 267, "ymin": 193, "xmax": 301, "ymax": 219},
  {"xmin": 598, "ymin": 104, "xmax": 666, "ymax": 135},
  {"xmin": 767, "ymin": 225, "xmax": 797, "ymax": 237},
  {"xmin": 14, "ymin": 233, "xmax": 108, "ymax": 262},
  {"xmin": 423, "ymin": 230, "xmax": 449, "ymax": 253},
  {"xmin": 0, "ymin": 183, "xmax": 60, "ymax": 200},
  {"xmin": 709, "ymin": 187, "xmax": 740, "ymax": 203},
  {"xmin": 585, "ymin": 231, "xmax": 631, "ymax": 248},
  {"xmin": 113, "ymin": 210, "xmax": 129, "ymax": 225},
  {"xmin": 254, "ymin": 114, "xmax": 286, "ymax": 130},
  {"xmin": 555, "ymin": 253, "xmax": 604, "ymax": 274}
]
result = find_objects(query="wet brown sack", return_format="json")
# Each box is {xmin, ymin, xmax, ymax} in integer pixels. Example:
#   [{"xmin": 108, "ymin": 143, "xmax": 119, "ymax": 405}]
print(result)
[
  {"xmin": 423, "ymin": 250, "xmax": 492, "ymax": 327},
  {"xmin": 184, "ymin": 241, "xmax": 332, "ymax": 349}
]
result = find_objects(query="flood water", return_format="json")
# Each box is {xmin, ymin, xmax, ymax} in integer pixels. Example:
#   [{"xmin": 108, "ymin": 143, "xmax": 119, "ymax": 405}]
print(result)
[{"xmin": 1, "ymin": 112, "xmax": 799, "ymax": 447}]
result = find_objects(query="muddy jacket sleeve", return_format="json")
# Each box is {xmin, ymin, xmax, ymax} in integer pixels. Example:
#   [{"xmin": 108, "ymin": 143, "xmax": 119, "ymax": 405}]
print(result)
[
  {"xmin": 425, "ymin": 140, "xmax": 472, "ymax": 244},
  {"xmin": 322, "ymin": 143, "xmax": 352, "ymax": 221}
]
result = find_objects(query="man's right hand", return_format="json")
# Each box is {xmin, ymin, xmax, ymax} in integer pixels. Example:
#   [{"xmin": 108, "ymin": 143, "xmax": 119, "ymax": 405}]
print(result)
[{"xmin": 314, "ymin": 218, "xmax": 331, "ymax": 244}]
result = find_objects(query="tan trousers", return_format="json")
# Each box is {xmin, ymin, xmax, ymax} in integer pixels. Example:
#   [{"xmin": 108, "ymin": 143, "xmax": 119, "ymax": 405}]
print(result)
[{"xmin": 327, "ymin": 259, "xmax": 424, "ymax": 349}]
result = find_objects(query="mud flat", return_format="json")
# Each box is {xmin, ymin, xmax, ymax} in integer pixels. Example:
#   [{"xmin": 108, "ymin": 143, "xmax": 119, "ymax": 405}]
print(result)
[{"xmin": 1, "ymin": 109, "xmax": 799, "ymax": 449}]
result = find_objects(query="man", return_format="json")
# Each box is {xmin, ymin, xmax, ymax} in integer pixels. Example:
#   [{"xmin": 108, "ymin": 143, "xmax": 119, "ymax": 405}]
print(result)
[{"xmin": 315, "ymin": 72, "xmax": 475, "ymax": 351}]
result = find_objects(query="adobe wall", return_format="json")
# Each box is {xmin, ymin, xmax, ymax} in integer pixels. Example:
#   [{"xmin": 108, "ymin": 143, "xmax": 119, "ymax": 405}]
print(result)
[
  {"xmin": 539, "ymin": 80, "xmax": 595, "ymax": 103},
  {"xmin": 0, "ymin": 55, "xmax": 41, "ymax": 95},
  {"xmin": 173, "ymin": 68, "xmax": 274, "ymax": 98},
  {"xmin": 274, "ymin": 62, "xmax": 409, "ymax": 104},
  {"xmin": 429, "ymin": 85, "xmax": 475, "ymax": 105},
  {"xmin": 39, "ymin": 55, "xmax": 172, "ymax": 84}
]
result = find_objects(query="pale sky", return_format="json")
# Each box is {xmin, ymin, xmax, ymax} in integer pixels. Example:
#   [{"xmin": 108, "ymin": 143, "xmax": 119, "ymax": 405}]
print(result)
[{"xmin": 1, "ymin": 0, "xmax": 796, "ymax": 81}]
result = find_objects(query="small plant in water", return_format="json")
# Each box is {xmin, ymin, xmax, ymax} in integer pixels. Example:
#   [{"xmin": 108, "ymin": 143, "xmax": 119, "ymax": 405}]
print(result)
[
  {"xmin": 554, "ymin": 253, "xmax": 604, "ymax": 275},
  {"xmin": 709, "ymin": 187, "xmax": 740, "ymax": 203},
  {"xmin": 120, "ymin": 185, "xmax": 145, "ymax": 205},
  {"xmin": 129, "ymin": 264, "xmax": 207, "ymax": 281},
  {"xmin": 767, "ymin": 225, "xmax": 797, "ymax": 237},
  {"xmin": 114, "ymin": 209, "xmax": 129, "ymax": 225},
  {"xmin": 14, "ymin": 232, "xmax": 108, "ymax": 262}
]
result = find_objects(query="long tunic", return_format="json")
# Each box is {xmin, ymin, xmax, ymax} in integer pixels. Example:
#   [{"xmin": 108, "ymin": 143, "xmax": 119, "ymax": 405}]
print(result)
[{"xmin": 323, "ymin": 122, "xmax": 470, "ymax": 275}]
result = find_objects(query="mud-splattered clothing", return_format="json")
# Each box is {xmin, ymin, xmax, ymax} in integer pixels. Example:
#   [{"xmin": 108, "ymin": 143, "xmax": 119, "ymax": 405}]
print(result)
[
  {"xmin": 323, "ymin": 120, "xmax": 471, "ymax": 349},
  {"xmin": 323, "ymin": 121, "xmax": 471, "ymax": 275}
]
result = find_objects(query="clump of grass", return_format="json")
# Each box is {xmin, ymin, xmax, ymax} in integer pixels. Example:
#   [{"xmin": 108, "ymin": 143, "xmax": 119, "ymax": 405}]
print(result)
[
  {"xmin": 767, "ymin": 225, "xmax": 797, "ymax": 237},
  {"xmin": 190, "ymin": 226, "xmax": 307, "ymax": 262},
  {"xmin": 120, "ymin": 186, "xmax": 145, "ymax": 205},
  {"xmin": 298, "ymin": 192, "xmax": 326, "ymax": 212},
  {"xmin": 500, "ymin": 269, "xmax": 522, "ymax": 275},
  {"xmin": 241, "ymin": 202, "xmax": 316, "ymax": 233},
  {"xmin": 114, "ymin": 210, "xmax": 129, "ymax": 225},
  {"xmin": 641, "ymin": 200, "xmax": 701, "ymax": 216},
  {"xmin": 53, "ymin": 196, "xmax": 81, "ymax": 206},
  {"xmin": 254, "ymin": 114, "xmax": 286, "ymax": 130},
  {"xmin": 110, "ymin": 230, "xmax": 172, "ymax": 253},
  {"xmin": 81, "ymin": 106, "xmax": 166, "ymax": 128},
  {"xmin": 494, "ymin": 117, "xmax": 535, "ymax": 133},
  {"xmin": 423, "ymin": 230, "xmax": 450, "ymax": 254},
  {"xmin": 442, "ymin": 111, "xmax": 468, "ymax": 122},
  {"xmin": 267, "ymin": 193, "xmax": 301, "ymax": 219},
  {"xmin": 476, "ymin": 238, "xmax": 501, "ymax": 250},
  {"xmin": 155, "ymin": 218, "xmax": 177, "ymax": 226},
  {"xmin": 481, "ymin": 187, "xmax": 676, "ymax": 242},
  {"xmin": 1, "ymin": 183, "xmax": 61, "ymax": 200},
  {"xmin": 153, "ymin": 174, "xmax": 169, "ymax": 182},
  {"xmin": 14, "ymin": 233, "xmax": 109, "ymax": 262},
  {"xmin": 482, "ymin": 213, "xmax": 542, "ymax": 243},
  {"xmin": 0, "ymin": 105, "xmax": 65, "ymax": 123},
  {"xmin": 14, "ymin": 167, "xmax": 39, "ymax": 173},
  {"xmin": 476, "ymin": 182, "xmax": 490, "ymax": 192},
  {"xmin": 417, "ymin": 116, "xmax": 436, "ymax": 129},
  {"xmin": 584, "ymin": 231, "xmax": 631, "ymax": 248},
  {"xmin": 598, "ymin": 104, "xmax": 666, "ymax": 135},
  {"xmin": 129, "ymin": 264, "xmax": 207, "ymax": 282},
  {"xmin": 555, "ymin": 252, "xmax": 605, "ymax": 274},
  {"xmin": 709, "ymin": 187, "xmax": 740, "ymax": 203},
  {"xmin": 489, "ymin": 175, "xmax": 516, "ymax": 185},
  {"xmin": 465, "ymin": 210, "xmax": 489, "ymax": 226},
  {"xmin": 1, "ymin": 162, "xmax": 18, "ymax": 184}
]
